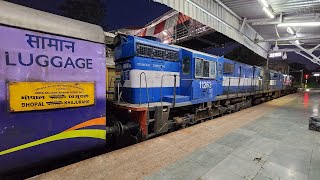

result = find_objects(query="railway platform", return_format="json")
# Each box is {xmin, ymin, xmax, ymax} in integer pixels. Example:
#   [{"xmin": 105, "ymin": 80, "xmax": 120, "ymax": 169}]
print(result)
[{"xmin": 31, "ymin": 91, "xmax": 320, "ymax": 180}]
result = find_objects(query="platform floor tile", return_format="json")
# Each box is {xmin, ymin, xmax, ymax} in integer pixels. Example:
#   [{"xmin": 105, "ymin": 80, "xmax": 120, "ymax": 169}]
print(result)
[{"xmin": 31, "ymin": 93, "xmax": 320, "ymax": 180}]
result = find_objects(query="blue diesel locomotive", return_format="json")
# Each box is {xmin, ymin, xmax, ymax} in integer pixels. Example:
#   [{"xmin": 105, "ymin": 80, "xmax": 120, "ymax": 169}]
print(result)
[
  {"xmin": 108, "ymin": 34, "xmax": 296, "ymax": 139},
  {"xmin": 0, "ymin": 2, "xmax": 296, "ymax": 176}
]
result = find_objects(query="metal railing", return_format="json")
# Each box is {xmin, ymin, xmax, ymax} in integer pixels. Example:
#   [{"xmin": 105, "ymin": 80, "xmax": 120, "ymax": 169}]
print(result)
[
  {"xmin": 116, "ymin": 81, "xmax": 122, "ymax": 103},
  {"xmin": 139, "ymin": 72, "xmax": 151, "ymax": 137},
  {"xmin": 160, "ymin": 74, "xmax": 180, "ymax": 107},
  {"xmin": 139, "ymin": 72, "xmax": 150, "ymax": 107},
  {"xmin": 173, "ymin": 19, "xmax": 212, "ymax": 43}
]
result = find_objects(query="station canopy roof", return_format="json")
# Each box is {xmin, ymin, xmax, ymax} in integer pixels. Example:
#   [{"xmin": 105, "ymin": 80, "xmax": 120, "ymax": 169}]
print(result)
[
  {"xmin": 221, "ymin": 0, "xmax": 320, "ymax": 43},
  {"xmin": 122, "ymin": 0, "xmax": 320, "ymax": 66},
  {"xmin": 219, "ymin": 0, "xmax": 320, "ymax": 65}
]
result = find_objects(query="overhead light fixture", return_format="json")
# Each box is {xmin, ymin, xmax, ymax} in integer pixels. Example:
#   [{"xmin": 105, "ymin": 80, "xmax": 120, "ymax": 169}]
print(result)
[
  {"xmin": 162, "ymin": 30, "xmax": 168, "ymax": 36},
  {"xmin": 269, "ymin": 52, "xmax": 282, "ymax": 58},
  {"xmin": 314, "ymin": 74, "xmax": 320, "ymax": 77},
  {"xmin": 295, "ymin": 40, "xmax": 301, "ymax": 45},
  {"xmin": 278, "ymin": 22, "xmax": 320, "ymax": 27},
  {"xmin": 273, "ymin": 41, "xmax": 279, "ymax": 51},
  {"xmin": 262, "ymin": 7, "xmax": 275, "ymax": 18},
  {"xmin": 286, "ymin": 27, "xmax": 295, "ymax": 35},
  {"xmin": 282, "ymin": 52, "xmax": 287, "ymax": 60},
  {"xmin": 259, "ymin": 0, "xmax": 269, "ymax": 7}
]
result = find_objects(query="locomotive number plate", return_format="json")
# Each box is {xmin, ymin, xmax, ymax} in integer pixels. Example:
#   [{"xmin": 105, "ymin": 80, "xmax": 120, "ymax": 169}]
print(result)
[{"xmin": 8, "ymin": 82, "xmax": 95, "ymax": 112}]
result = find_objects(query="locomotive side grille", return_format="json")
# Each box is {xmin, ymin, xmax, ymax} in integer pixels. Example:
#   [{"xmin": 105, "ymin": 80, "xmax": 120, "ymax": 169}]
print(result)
[
  {"xmin": 136, "ymin": 43, "xmax": 153, "ymax": 57},
  {"xmin": 136, "ymin": 43, "xmax": 179, "ymax": 61},
  {"xmin": 153, "ymin": 48, "xmax": 166, "ymax": 59},
  {"xmin": 167, "ymin": 51, "xmax": 179, "ymax": 61}
]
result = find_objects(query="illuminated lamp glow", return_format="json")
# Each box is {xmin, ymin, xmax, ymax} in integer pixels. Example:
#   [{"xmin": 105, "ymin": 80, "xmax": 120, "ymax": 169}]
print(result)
[
  {"xmin": 262, "ymin": 7, "xmax": 275, "ymax": 18},
  {"xmin": 287, "ymin": 27, "xmax": 295, "ymax": 35},
  {"xmin": 162, "ymin": 31, "xmax": 168, "ymax": 36},
  {"xmin": 163, "ymin": 40, "xmax": 169, "ymax": 44},
  {"xmin": 260, "ymin": 0, "xmax": 269, "ymax": 7},
  {"xmin": 278, "ymin": 22, "xmax": 320, "ymax": 27},
  {"xmin": 269, "ymin": 52, "xmax": 282, "ymax": 58}
]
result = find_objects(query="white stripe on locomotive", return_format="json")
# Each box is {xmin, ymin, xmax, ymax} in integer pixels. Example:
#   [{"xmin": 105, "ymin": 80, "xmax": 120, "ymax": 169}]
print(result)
[
  {"xmin": 222, "ymin": 76, "xmax": 262, "ymax": 86},
  {"xmin": 269, "ymin": 80, "xmax": 277, "ymax": 85},
  {"xmin": 122, "ymin": 69, "xmax": 180, "ymax": 88}
]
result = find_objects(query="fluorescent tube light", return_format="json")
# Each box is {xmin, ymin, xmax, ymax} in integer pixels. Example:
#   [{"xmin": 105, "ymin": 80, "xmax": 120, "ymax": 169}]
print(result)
[
  {"xmin": 262, "ymin": 7, "xmax": 275, "ymax": 18},
  {"xmin": 269, "ymin": 52, "xmax": 282, "ymax": 58},
  {"xmin": 260, "ymin": 0, "xmax": 269, "ymax": 7},
  {"xmin": 278, "ymin": 22, "xmax": 320, "ymax": 27},
  {"xmin": 287, "ymin": 27, "xmax": 295, "ymax": 35},
  {"xmin": 162, "ymin": 31, "xmax": 168, "ymax": 36}
]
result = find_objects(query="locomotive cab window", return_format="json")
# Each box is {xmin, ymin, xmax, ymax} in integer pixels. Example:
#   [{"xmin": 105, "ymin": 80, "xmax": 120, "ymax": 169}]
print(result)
[
  {"xmin": 182, "ymin": 57, "xmax": 191, "ymax": 74},
  {"xmin": 195, "ymin": 58, "xmax": 216, "ymax": 79},
  {"xmin": 209, "ymin": 61, "xmax": 216, "ymax": 79},
  {"xmin": 195, "ymin": 58, "xmax": 203, "ymax": 77},
  {"xmin": 203, "ymin": 61, "xmax": 210, "ymax": 77}
]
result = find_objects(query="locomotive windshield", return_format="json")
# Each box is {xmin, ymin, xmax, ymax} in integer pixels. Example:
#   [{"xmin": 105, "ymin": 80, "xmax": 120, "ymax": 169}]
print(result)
[{"xmin": 195, "ymin": 58, "xmax": 217, "ymax": 79}]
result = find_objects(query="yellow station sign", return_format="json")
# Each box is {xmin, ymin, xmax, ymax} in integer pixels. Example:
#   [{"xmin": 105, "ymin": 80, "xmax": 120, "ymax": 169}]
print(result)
[{"xmin": 8, "ymin": 82, "xmax": 95, "ymax": 112}]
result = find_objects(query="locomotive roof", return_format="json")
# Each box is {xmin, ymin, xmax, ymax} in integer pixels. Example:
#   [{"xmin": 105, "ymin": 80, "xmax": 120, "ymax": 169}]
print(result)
[
  {"xmin": 134, "ymin": 37, "xmax": 283, "ymax": 74},
  {"xmin": 135, "ymin": 36, "xmax": 180, "ymax": 51},
  {"xmin": 0, "ymin": 1, "xmax": 105, "ymax": 43},
  {"xmin": 171, "ymin": 44, "xmax": 220, "ymax": 59},
  {"xmin": 172, "ymin": 44, "xmax": 255, "ymax": 67}
]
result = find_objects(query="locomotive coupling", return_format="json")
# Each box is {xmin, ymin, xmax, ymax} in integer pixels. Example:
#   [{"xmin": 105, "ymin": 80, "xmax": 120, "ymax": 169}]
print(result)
[
  {"xmin": 106, "ymin": 121, "xmax": 140, "ymax": 136},
  {"xmin": 173, "ymin": 114, "xmax": 194, "ymax": 126}
]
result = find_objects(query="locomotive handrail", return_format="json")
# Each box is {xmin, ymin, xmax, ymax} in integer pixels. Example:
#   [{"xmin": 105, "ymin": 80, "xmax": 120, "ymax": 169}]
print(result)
[
  {"xmin": 242, "ymin": 77, "xmax": 247, "ymax": 105},
  {"xmin": 237, "ymin": 76, "xmax": 241, "ymax": 97},
  {"xmin": 255, "ymin": 78, "xmax": 258, "ymax": 93},
  {"xmin": 139, "ymin": 72, "xmax": 150, "ymax": 107},
  {"xmin": 139, "ymin": 72, "xmax": 150, "ymax": 136},
  {"xmin": 116, "ymin": 81, "xmax": 124, "ymax": 103},
  {"xmin": 251, "ymin": 78, "xmax": 253, "ymax": 94},
  {"xmin": 160, "ymin": 74, "xmax": 180, "ymax": 107},
  {"xmin": 227, "ymin": 76, "xmax": 231, "ymax": 99}
]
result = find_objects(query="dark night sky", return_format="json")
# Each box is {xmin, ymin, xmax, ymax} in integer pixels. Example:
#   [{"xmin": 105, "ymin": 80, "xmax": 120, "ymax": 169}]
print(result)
[
  {"xmin": 4, "ymin": 0, "xmax": 319, "ymax": 70},
  {"xmin": 5, "ymin": 0, "xmax": 171, "ymax": 30},
  {"xmin": 286, "ymin": 52, "xmax": 319, "ymax": 70}
]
